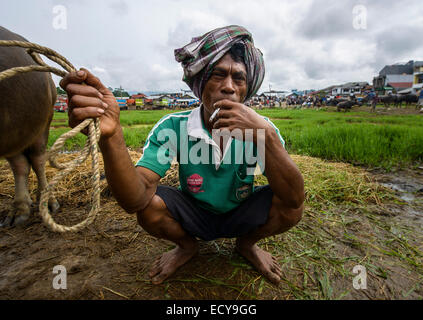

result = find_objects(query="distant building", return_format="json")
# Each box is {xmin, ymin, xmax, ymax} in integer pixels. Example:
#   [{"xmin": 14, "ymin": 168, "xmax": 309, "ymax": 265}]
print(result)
[
  {"xmin": 129, "ymin": 94, "xmax": 146, "ymax": 109},
  {"xmin": 413, "ymin": 61, "xmax": 423, "ymax": 92},
  {"xmin": 143, "ymin": 95, "xmax": 177, "ymax": 109},
  {"xmin": 131, "ymin": 93, "xmax": 146, "ymax": 99},
  {"xmin": 290, "ymin": 89, "xmax": 305, "ymax": 96},
  {"xmin": 261, "ymin": 90, "xmax": 288, "ymax": 99},
  {"xmin": 387, "ymin": 81, "xmax": 414, "ymax": 92},
  {"xmin": 331, "ymin": 86, "xmax": 342, "ymax": 96},
  {"xmin": 320, "ymin": 85, "xmax": 337, "ymax": 95},
  {"xmin": 54, "ymin": 95, "xmax": 68, "ymax": 112},
  {"xmin": 331, "ymin": 82, "xmax": 368, "ymax": 97},
  {"xmin": 285, "ymin": 92, "xmax": 298, "ymax": 98},
  {"xmin": 373, "ymin": 60, "xmax": 415, "ymax": 94},
  {"xmin": 179, "ymin": 93, "xmax": 197, "ymax": 100}
]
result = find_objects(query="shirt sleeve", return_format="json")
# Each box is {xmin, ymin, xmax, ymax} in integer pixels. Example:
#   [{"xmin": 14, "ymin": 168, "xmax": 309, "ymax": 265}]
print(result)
[
  {"xmin": 263, "ymin": 117, "xmax": 286, "ymax": 149},
  {"xmin": 261, "ymin": 117, "xmax": 286, "ymax": 177},
  {"xmin": 135, "ymin": 116, "xmax": 177, "ymax": 178}
]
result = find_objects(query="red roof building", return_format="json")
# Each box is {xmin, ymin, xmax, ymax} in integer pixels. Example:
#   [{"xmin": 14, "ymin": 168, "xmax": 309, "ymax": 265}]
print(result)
[
  {"xmin": 131, "ymin": 94, "xmax": 146, "ymax": 99},
  {"xmin": 387, "ymin": 82, "xmax": 413, "ymax": 91}
]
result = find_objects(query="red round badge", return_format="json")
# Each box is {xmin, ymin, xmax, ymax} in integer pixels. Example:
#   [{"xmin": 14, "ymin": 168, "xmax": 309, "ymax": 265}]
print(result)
[{"xmin": 187, "ymin": 174, "xmax": 204, "ymax": 193}]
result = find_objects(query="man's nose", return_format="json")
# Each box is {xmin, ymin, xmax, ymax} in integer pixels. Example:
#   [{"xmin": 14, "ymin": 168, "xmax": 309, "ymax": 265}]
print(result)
[{"xmin": 221, "ymin": 76, "xmax": 235, "ymax": 95}]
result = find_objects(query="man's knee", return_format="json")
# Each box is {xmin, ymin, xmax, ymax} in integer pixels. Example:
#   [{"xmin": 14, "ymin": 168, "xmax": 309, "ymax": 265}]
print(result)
[
  {"xmin": 273, "ymin": 202, "xmax": 304, "ymax": 232},
  {"xmin": 285, "ymin": 205, "xmax": 303, "ymax": 227},
  {"xmin": 136, "ymin": 195, "xmax": 168, "ymax": 236}
]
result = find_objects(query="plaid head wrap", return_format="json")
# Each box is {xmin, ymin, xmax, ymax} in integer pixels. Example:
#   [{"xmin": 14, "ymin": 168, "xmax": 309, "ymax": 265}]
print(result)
[{"xmin": 174, "ymin": 25, "xmax": 265, "ymax": 101}]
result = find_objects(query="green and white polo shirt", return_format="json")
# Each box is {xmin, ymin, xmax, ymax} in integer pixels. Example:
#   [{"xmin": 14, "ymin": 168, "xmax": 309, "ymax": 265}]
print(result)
[{"xmin": 136, "ymin": 106, "xmax": 285, "ymax": 214}]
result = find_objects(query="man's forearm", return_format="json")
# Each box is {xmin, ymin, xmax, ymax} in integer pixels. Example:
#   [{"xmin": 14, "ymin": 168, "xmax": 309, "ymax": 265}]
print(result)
[
  {"xmin": 261, "ymin": 128, "xmax": 304, "ymax": 209},
  {"xmin": 98, "ymin": 127, "xmax": 148, "ymax": 213}
]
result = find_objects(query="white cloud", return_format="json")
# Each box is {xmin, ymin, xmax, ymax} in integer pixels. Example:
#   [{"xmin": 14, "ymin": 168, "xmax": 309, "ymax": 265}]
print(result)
[
  {"xmin": 1, "ymin": 0, "xmax": 422, "ymax": 93},
  {"xmin": 92, "ymin": 67, "xmax": 107, "ymax": 73}
]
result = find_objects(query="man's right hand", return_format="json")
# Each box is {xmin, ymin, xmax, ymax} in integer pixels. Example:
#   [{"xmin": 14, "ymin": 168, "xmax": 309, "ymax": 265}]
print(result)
[{"xmin": 60, "ymin": 68, "xmax": 120, "ymax": 140}]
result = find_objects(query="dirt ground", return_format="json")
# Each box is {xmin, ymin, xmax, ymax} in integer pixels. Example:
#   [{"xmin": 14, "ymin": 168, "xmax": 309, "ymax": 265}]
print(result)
[
  {"xmin": 352, "ymin": 105, "xmax": 423, "ymax": 115},
  {"xmin": 277, "ymin": 103, "xmax": 423, "ymax": 115},
  {"xmin": 0, "ymin": 150, "xmax": 422, "ymax": 300}
]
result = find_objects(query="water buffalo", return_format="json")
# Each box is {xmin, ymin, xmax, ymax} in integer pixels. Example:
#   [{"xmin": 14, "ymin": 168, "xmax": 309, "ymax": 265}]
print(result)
[
  {"xmin": 396, "ymin": 94, "xmax": 418, "ymax": 108},
  {"xmin": 378, "ymin": 95, "xmax": 398, "ymax": 108},
  {"xmin": 0, "ymin": 26, "xmax": 59, "ymax": 226},
  {"xmin": 336, "ymin": 100, "xmax": 359, "ymax": 112},
  {"xmin": 328, "ymin": 98, "xmax": 348, "ymax": 107},
  {"xmin": 378, "ymin": 94, "xmax": 418, "ymax": 108}
]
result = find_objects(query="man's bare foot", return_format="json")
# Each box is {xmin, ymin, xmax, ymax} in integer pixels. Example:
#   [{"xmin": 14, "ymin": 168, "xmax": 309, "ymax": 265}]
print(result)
[
  {"xmin": 149, "ymin": 242, "xmax": 199, "ymax": 284},
  {"xmin": 235, "ymin": 239, "xmax": 282, "ymax": 284}
]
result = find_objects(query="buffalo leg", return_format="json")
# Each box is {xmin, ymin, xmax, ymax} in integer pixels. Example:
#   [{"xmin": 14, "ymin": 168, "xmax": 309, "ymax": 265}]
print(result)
[
  {"xmin": 28, "ymin": 149, "xmax": 60, "ymax": 214},
  {"xmin": 27, "ymin": 128, "xmax": 60, "ymax": 214},
  {"xmin": 2, "ymin": 154, "xmax": 33, "ymax": 226}
]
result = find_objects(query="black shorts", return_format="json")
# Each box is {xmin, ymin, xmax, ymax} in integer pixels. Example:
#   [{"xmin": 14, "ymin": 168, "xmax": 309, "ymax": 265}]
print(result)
[{"xmin": 155, "ymin": 185, "xmax": 274, "ymax": 241}]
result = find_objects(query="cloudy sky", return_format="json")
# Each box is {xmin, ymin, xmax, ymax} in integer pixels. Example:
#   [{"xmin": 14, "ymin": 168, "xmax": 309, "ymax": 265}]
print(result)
[{"xmin": 1, "ymin": 0, "xmax": 422, "ymax": 94}]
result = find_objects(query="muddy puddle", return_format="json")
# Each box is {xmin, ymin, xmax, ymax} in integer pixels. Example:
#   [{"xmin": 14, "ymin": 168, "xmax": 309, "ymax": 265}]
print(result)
[
  {"xmin": 381, "ymin": 179, "xmax": 423, "ymax": 201},
  {"xmin": 370, "ymin": 167, "xmax": 423, "ymax": 226}
]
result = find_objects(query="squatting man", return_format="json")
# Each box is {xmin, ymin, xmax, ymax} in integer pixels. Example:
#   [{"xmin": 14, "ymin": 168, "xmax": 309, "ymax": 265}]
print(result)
[{"xmin": 61, "ymin": 25, "xmax": 305, "ymax": 285}]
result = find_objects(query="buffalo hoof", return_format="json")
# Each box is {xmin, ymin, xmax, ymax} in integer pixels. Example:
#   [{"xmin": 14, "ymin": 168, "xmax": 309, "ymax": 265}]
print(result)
[
  {"xmin": 35, "ymin": 196, "xmax": 60, "ymax": 213},
  {"xmin": 49, "ymin": 198, "xmax": 60, "ymax": 214},
  {"xmin": 0, "ymin": 214, "xmax": 15, "ymax": 227},
  {"xmin": 0, "ymin": 211, "xmax": 31, "ymax": 227},
  {"xmin": 13, "ymin": 212, "xmax": 31, "ymax": 226},
  {"xmin": 0, "ymin": 201, "xmax": 32, "ymax": 227}
]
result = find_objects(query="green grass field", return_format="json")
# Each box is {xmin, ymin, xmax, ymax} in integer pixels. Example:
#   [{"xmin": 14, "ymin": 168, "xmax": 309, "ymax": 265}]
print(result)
[
  {"xmin": 50, "ymin": 108, "xmax": 423, "ymax": 169},
  {"xmin": 259, "ymin": 109, "xmax": 423, "ymax": 169}
]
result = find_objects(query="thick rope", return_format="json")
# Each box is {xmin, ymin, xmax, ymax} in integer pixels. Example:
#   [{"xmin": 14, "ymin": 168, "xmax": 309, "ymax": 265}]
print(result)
[{"xmin": 0, "ymin": 40, "xmax": 101, "ymax": 233}]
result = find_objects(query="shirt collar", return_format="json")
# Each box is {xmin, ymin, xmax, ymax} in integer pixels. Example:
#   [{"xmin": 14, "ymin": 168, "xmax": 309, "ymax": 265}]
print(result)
[
  {"xmin": 186, "ymin": 104, "xmax": 233, "ymax": 170},
  {"xmin": 187, "ymin": 104, "xmax": 210, "ymax": 141}
]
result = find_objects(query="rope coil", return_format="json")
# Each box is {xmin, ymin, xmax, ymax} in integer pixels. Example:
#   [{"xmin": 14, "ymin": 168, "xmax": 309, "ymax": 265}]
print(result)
[{"xmin": 0, "ymin": 40, "xmax": 101, "ymax": 233}]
